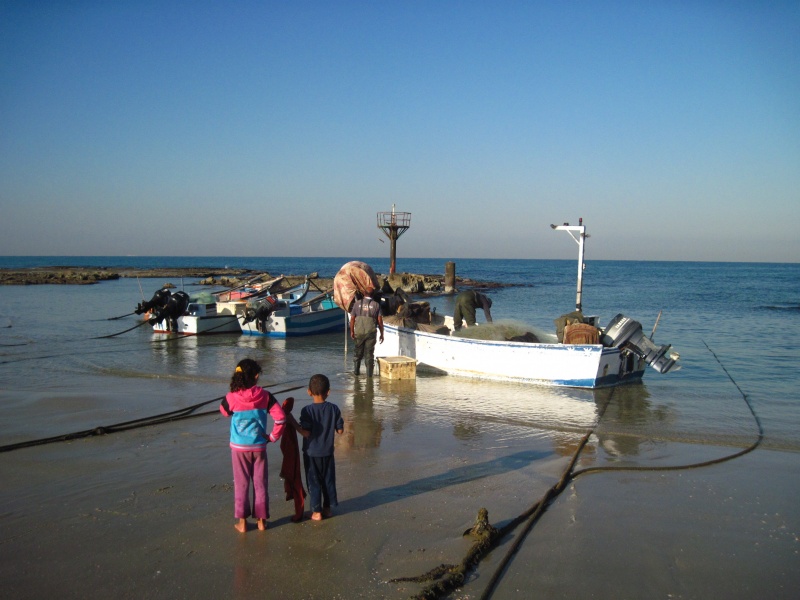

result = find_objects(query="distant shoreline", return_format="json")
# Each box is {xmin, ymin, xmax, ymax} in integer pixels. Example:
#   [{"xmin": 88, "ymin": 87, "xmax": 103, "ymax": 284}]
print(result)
[{"xmin": 0, "ymin": 266, "xmax": 251, "ymax": 285}]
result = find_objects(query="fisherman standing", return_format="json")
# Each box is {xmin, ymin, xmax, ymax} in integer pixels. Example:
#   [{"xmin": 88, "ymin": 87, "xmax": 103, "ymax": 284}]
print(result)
[
  {"xmin": 453, "ymin": 290, "xmax": 493, "ymax": 331},
  {"xmin": 349, "ymin": 292, "xmax": 384, "ymax": 377}
]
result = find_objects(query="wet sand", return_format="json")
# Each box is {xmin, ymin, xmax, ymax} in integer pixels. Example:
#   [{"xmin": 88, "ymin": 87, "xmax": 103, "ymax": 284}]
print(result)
[{"xmin": 1, "ymin": 388, "xmax": 797, "ymax": 600}]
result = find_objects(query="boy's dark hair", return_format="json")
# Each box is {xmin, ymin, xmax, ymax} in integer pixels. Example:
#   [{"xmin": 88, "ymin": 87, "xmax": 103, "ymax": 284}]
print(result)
[
  {"xmin": 308, "ymin": 373, "xmax": 330, "ymax": 396},
  {"xmin": 230, "ymin": 358, "xmax": 262, "ymax": 392}
]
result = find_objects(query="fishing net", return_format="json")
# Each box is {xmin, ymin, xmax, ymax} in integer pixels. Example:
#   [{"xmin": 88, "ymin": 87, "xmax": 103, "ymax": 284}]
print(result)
[{"xmin": 453, "ymin": 319, "xmax": 557, "ymax": 344}]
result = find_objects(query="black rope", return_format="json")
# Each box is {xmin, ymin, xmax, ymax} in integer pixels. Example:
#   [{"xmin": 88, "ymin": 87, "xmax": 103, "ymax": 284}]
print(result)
[
  {"xmin": 0, "ymin": 383, "xmax": 305, "ymax": 453},
  {"xmin": 0, "ymin": 314, "xmax": 242, "ymax": 364},
  {"xmin": 95, "ymin": 309, "xmax": 246, "ymax": 340},
  {"xmin": 92, "ymin": 319, "xmax": 152, "ymax": 339},
  {"xmin": 106, "ymin": 311, "xmax": 137, "ymax": 321}
]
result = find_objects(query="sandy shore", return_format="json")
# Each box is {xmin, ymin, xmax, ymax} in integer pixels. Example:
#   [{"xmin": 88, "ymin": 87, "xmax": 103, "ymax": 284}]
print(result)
[{"xmin": 1, "ymin": 390, "xmax": 796, "ymax": 600}]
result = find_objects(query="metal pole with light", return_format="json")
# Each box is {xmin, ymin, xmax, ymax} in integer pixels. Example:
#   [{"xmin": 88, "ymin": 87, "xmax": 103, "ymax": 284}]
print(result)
[
  {"xmin": 377, "ymin": 205, "xmax": 411, "ymax": 274},
  {"xmin": 551, "ymin": 218, "xmax": 588, "ymax": 312}
]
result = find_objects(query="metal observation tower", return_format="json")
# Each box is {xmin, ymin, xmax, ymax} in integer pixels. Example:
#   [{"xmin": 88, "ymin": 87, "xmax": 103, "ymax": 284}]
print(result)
[{"xmin": 377, "ymin": 205, "xmax": 411, "ymax": 274}]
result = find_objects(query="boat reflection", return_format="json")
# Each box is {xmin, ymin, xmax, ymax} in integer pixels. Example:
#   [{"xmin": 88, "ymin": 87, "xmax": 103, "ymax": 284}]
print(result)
[
  {"xmin": 336, "ymin": 372, "xmax": 673, "ymax": 462},
  {"xmin": 591, "ymin": 383, "xmax": 674, "ymax": 458}
]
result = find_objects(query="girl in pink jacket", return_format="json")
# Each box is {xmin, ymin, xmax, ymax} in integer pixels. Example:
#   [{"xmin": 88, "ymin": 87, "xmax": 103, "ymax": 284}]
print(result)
[{"xmin": 220, "ymin": 358, "xmax": 285, "ymax": 532}]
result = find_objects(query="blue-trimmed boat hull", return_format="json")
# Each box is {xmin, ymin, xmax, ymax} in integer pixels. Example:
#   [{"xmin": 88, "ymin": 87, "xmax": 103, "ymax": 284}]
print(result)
[
  {"xmin": 375, "ymin": 322, "xmax": 647, "ymax": 388},
  {"xmin": 240, "ymin": 298, "xmax": 345, "ymax": 338}
]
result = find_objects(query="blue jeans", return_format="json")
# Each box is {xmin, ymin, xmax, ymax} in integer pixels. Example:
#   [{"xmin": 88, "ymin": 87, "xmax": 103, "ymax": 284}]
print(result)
[{"xmin": 303, "ymin": 454, "xmax": 338, "ymax": 513}]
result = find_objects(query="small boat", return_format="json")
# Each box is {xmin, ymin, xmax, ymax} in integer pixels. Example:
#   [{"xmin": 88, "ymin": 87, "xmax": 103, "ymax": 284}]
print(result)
[
  {"xmin": 373, "ymin": 220, "xmax": 680, "ymax": 388},
  {"xmin": 214, "ymin": 275, "xmax": 285, "ymax": 301},
  {"xmin": 239, "ymin": 293, "xmax": 345, "ymax": 337},
  {"xmin": 137, "ymin": 288, "xmax": 241, "ymax": 335},
  {"xmin": 151, "ymin": 300, "xmax": 241, "ymax": 335},
  {"xmin": 267, "ymin": 278, "xmax": 311, "ymax": 305}
]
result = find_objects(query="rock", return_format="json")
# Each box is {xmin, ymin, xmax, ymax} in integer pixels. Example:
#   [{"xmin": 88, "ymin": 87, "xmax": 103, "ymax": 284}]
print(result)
[
  {"xmin": 383, "ymin": 273, "xmax": 442, "ymax": 294},
  {"xmin": 0, "ymin": 269, "xmax": 120, "ymax": 285}
]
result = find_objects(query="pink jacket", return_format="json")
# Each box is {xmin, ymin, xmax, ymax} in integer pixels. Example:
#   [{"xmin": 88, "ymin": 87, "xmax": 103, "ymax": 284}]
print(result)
[{"xmin": 220, "ymin": 386, "xmax": 285, "ymax": 451}]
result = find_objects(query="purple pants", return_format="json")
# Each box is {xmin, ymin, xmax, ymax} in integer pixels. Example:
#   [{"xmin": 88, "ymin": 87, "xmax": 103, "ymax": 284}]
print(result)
[{"xmin": 231, "ymin": 450, "xmax": 269, "ymax": 519}]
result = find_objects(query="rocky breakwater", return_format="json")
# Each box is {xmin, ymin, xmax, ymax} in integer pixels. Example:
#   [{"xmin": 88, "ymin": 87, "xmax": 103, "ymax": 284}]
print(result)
[
  {"xmin": 0, "ymin": 268, "xmax": 121, "ymax": 285},
  {"xmin": 1, "ymin": 266, "xmax": 514, "ymax": 294},
  {"xmin": 0, "ymin": 267, "xmax": 254, "ymax": 286},
  {"xmin": 381, "ymin": 272, "xmax": 507, "ymax": 294}
]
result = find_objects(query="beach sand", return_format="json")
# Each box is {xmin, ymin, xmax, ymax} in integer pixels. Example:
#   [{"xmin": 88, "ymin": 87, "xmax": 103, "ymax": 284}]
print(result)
[{"xmin": 1, "ymin": 396, "xmax": 797, "ymax": 600}]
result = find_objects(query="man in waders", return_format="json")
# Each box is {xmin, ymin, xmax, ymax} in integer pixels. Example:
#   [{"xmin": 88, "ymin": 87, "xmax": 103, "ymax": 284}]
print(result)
[
  {"xmin": 453, "ymin": 290, "xmax": 493, "ymax": 331},
  {"xmin": 349, "ymin": 292, "xmax": 384, "ymax": 377}
]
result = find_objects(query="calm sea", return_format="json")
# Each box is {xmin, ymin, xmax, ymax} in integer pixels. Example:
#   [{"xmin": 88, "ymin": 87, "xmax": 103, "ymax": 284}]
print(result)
[{"xmin": 0, "ymin": 256, "xmax": 798, "ymax": 453}]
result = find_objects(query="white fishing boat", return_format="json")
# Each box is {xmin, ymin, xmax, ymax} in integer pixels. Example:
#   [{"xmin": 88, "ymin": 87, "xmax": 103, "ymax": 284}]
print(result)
[
  {"xmin": 374, "ymin": 220, "xmax": 680, "ymax": 388},
  {"xmin": 239, "ymin": 293, "xmax": 345, "ymax": 338},
  {"xmin": 151, "ymin": 300, "xmax": 241, "ymax": 335}
]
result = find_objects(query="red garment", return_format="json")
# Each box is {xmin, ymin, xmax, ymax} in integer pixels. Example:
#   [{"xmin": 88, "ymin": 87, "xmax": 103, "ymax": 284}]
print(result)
[{"xmin": 279, "ymin": 397, "xmax": 306, "ymax": 521}]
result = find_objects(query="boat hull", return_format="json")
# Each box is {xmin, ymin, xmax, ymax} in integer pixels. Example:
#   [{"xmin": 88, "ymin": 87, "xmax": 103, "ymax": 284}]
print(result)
[
  {"xmin": 151, "ymin": 301, "xmax": 242, "ymax": 335},
  {"xmin": 152, "ymin": 314, "xmax": 241, "ymax": 335},
  {"xmin": 240, "ymin": 299, "xmax": 346, "ymax": 338},
  {"xmin": 375, "ymin": 323, "xmax": 646, "ymax": 388}
]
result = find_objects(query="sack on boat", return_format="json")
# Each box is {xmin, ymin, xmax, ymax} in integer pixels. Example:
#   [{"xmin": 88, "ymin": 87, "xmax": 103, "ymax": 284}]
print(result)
[
  {"xmin": 555, "ymin": 311, "xmax": 585, "ymax": 342},
  {"xmin": 333, "ymin": 261, "xmax": 380, "ymax": 312},
  {"xmin": 563, "ymin": 323, "xmax": 600, "ymax": 345}
]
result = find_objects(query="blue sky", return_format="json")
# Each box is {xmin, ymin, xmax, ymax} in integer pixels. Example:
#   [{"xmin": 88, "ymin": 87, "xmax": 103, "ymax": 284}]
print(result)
[{"xmin": 1, "ymin": 1, "xmax": 798, "ymax": 262}]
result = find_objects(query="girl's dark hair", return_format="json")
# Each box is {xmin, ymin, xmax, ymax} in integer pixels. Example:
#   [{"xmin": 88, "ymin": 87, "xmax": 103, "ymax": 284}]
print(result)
[{"xmin": 230, "ymin": 358, "xmax": 262, "ymax": 392}]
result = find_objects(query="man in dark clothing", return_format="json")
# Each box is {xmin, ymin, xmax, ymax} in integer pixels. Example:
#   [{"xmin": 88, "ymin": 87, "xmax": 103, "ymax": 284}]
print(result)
[
  {"xmin": 349, "ymin": 294, "xmax": 384, "ymax": 376},
  {"xmin": 453, "ymin": 290, "xmax": 493, "ymax": 330}
]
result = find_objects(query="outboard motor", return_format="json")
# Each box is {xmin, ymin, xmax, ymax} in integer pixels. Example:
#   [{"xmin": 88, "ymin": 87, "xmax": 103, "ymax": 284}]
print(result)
[
  {"xmin": 601, "ymin": 314, "xmax": 680, "ymax": 374},
  {"xmin": 135, "ymin": 287, "xmax": 172, "ymax": 315},
  {"xmin": 243, "ymin": 296, "xmax": 282, "ymax": 332},
  {"xmin": 147, "ymin": 290, "xmax": 190, "ymax": 332}
]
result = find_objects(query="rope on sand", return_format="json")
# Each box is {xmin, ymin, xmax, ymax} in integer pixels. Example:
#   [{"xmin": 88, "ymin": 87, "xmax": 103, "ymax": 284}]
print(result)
[
  {"xmin": 0, "ymin": 383, "xmax": 305, "ymax": 453},
  {"xmin": 393, "ymin": 340, "xmax": 762, "ymax": 600}
]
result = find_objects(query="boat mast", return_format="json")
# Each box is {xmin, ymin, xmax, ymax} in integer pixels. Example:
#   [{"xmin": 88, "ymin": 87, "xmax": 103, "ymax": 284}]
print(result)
[{"xmin": 551, "ymin": 218, "xmax": 587, "ymax": 312}]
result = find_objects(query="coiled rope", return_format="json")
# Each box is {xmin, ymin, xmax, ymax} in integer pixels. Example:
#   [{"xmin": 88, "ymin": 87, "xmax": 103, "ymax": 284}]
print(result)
[
  {"xmin": 0, "ymin": 382, "xmax": 305, "ymax": 453},
  {"xmin": 395, "ymin": 340, "xmax": 762, "ymax": 600}
]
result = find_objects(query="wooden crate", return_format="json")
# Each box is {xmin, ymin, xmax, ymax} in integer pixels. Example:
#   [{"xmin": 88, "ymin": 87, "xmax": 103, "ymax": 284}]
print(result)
[{"xmin": 377, "ymin": 356, "xmax": 417, "ymax": 379}]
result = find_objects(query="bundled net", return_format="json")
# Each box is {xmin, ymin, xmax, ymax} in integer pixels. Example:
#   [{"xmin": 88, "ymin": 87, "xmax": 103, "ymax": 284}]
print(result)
[{"xmin": 332, "ymin": 261, "xmax": 380, "ymax": 312}]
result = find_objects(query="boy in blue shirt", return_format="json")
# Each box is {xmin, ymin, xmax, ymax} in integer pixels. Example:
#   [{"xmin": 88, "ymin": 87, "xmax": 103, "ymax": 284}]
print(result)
[{"xmin": 298, "ymin": 374, "xmax": 344, "ymax": 521}]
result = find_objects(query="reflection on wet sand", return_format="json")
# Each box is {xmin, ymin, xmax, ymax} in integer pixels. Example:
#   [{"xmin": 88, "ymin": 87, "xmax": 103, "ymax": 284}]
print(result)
[
  {"xmin": 333, "ymin": 372, "xmax": 677, "ymax": 471},
  {"xmin": 338, "ymin": 378, "xmax": 384, "ymax": 451},
  {"xmin": 337, "ymin": 377, "xmax": 420, "ymax": 453},
  {"xmin": 591, "ymin": 383, "xmax": 675, "ymax": 458}
]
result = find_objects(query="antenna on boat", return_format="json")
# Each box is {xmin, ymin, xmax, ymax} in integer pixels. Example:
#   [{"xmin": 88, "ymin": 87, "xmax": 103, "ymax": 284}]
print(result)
[
  {"xmin": 377, "ymin": 204, "xmax": 411, "ymax": 274},
  {"xmin": 551, "ymin": 218, "xmax": 588, "ymax": 312}
]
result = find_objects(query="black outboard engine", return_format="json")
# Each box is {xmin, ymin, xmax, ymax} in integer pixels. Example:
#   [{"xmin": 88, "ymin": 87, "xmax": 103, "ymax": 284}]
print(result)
[
  {"xmin": 243, "ymin": 296, "xmax": 282, "ymax": 333},
  {"xmin": 135, "ymin": 287, "xmax": 172, "ymax": 315},
  {"xmin": 601, "ymin": 314, "xmax": 679, "ymax": 374},
  {"xmin": 145, "ymin": 290, "xmax": 190, "ymax": 332}
]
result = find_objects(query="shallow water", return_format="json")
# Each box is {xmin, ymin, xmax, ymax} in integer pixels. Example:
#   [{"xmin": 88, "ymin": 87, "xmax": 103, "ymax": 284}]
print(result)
[{"xmin": 1, "ymin": 259, "xmax": 797, "ymax": 451}]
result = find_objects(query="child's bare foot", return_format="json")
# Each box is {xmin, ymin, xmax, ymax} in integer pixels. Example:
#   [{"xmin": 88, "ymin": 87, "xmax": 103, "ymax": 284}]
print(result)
[
  {"xmin": 257, "ymin": 519, "xmax": 267, "ymax": 531},
  {"xmin": 311, "ymin": 512, "xmax": 323, "ymax": 521},
  {"xmin": 234, "ymin": 518, "xmax": 247, "ymax": 533},
  {"xmin": 322, "ymin": 507, "xmax": 332, "ymax": 518}
]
